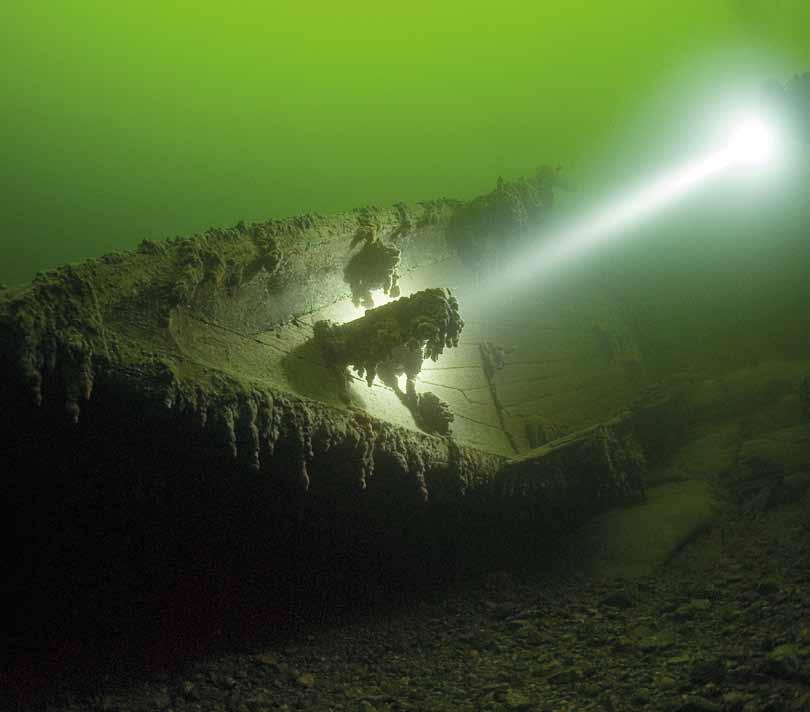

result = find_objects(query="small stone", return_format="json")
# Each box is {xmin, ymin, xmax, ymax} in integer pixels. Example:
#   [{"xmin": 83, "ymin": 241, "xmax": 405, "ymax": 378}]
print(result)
[
  {"xmin": 581, "ymin": 682, "xmax": 601, "ymax": 697},
  {"xmin": 95, "ymin": 695, "xmax": 118, "ymax": 712},
  {"xmin": 784, "ymin": 472, "xmax": 810, "ymax": 497},
  {"xmin": 765, "ymin": 644, "xmax": 799, "ymax": 678},
  {"xmin": 789, "ymin": 692, "xmax": 810, "ymax": 711},
  {"xmin": 631, "ymin": 688, "xmax": 651, "ymax": 705},
  {"xmin": 225, "ymin": 689, "xmax": 242, "ymax": 709},
  {"xmin": 667, "ymin": 653, "xmax": 693, "ymax": 666},
  {"xmin": 254, "ymin": 652, "xmax": 280, "ymax": 668},
  {"xmin": 547, "ymin": 668, "xmax": 583, "ymax": 684},
  {"xmin": 722, "ymin": 690, "xmax": 753, "ymax": 709},
  {"xmin": 639, "ymin": 630, "xmax": 676, "ymax": 651},
  {"xmin": 654, "ymin": 674, "xmax": 677, "ymax": 690},
  {"xmin": 180, "ymin": 681, "xmax": 200, "ymax": 701},
  {"xmin": 504, "ymin": 687, "xmax": 533, "ymax": 710},
  {"xmin": 755, "ymin": 578, "xmax": 780, "ymax": 596},
  {"xmin": 674, "ymin": 695, "xmax": 722, "ymax": 711},
  {"xmin": 689, "ymin": 657, "xmax": 725, "ymax": 684},
  {"xmin": 150, "ymin": 688, "xmax": 172, "ymax": 708},
  {"xmin": 490, "ymin": 602, "xmax": 518, "ymax": 620},
  {"xmin": 206, "ymin": 670, "xmax": 237, "ymax": 690},
  {"xmin": 702, "ymin": 682, "xmax": 720, "ymax": 697},
  {"xmin": 296, "ymin": 672, "xmax": 315, "ymax": 689},
  {"xmin": 720, "ymin": 606, "xmax": 743, "ymax": 623},
  {"xmin": 600, "ymin": 591, "xmax": 634, "ymax": 609},
  {"xmin": 613, "ymin": 636, "xmax": 634, "ymax": 651},
  {"xmin": 671, "ymin": 604, "xmax": 695, "ymax": 621}
]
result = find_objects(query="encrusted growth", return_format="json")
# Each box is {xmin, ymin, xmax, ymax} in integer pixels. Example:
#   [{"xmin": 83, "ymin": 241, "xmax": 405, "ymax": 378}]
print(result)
[
  {"xmin": 0, "ymin": 208, "xmax": 500, "ymax": 506},
  {"xmin": 83, "ymin": 355, "xmax": 501, "ymax": 502},
  {"xmin": 0, "ymin": 216, "xmax": 294, "ymax": 422},
  {"xmin": 499, "ymin": 419, "xmax": 647, "ymax": 528},
  {"xmin": 479, "ymin": 341, "xmax": 508, "ymax": 381},
  {"xmin": 168, "ymin": 223, "xmax": 284, "ymax": 304},
  {"xmin": 524, "ymin": 415, "xmax": 568, "ymax": 449},
  {"xmin": 0, "ymin": 265, "xmax": 110, "ymax": 420},
  {"xmin": 415, "ymin": 391, "xmax": 454, "ymax": 436},
  {"xmin": 344, "ymin": 226, "xmax": 401, "ymax": 308},
  {"xmin": 448, "ymin": 167, "xmax": 565, "ymax": 273},
  {"xmin": 313, "ymin": 288, "xmax": 464, "ymax": 389}
]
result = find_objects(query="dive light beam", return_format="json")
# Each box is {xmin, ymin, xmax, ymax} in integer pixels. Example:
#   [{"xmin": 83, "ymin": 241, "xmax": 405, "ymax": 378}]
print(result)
[{"xmin": 487, "ymin": 115, "xmax": 780, "ymax": 297}]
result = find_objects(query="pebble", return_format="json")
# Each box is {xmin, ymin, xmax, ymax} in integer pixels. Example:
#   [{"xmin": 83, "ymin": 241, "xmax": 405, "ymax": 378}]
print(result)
[
  {"xmin": 14, "ymin": 494, "xmax": 810, "ymax": 712},
  {"xmin": 765, "ymin": 643, "xmax": 799, "ymax": 678},
  {"xmin": 690, "ymin": 598, "xmax": 711, "ymax": 611},
  {"xmin": 600, "ymin": 591, "xmax": 634, "ymax": 609},
  {"xmin": 504, "ymin": 687, "xmax": 533, "ymax": 710}
]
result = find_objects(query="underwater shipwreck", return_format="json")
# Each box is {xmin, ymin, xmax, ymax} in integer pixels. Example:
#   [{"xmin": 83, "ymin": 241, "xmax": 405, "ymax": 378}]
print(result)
[
  {"xmin": 1, "ymin": 167, "xmax": 651, "ymax": 617},
  {"xmin": 1, "ymin": 67, "xmax": 809, "ymax": 711},
  {"xmin": 2, "ymin": 165, "xmax": 670, "ymax": 636}
]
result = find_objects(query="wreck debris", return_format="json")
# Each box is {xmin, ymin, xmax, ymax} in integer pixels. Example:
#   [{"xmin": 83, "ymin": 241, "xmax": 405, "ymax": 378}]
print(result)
[
  {"xmin": 415, "ymin": 391, "xmax": 454, "ymax": 436},
  {"xmin": 499, "ymin": 418, "xmax": 646, "ymax": 528},
  {"xmin": 0, "ymin": 170, "xmax": 650, "ymax": 526},
  {"xmin": 376, "ymin": 343, "xmax": 424, "ymax": 402},
  {"xmin": 0, "ymin": 195, "xmax": 460, "ymax": 471},
  {"xmin": 447, "ymin": 167, "xmax": 565, "ymax": 273},
  {"xmin": 375, "ymin": 346, "xmax": 454, "ymax": 435},
  {"xmin": 1, "ymin": 265, "xmax": 109, "ymax": 417},
  {"xmin": 524, "ymin": 415, "xmax": 568, "ymax": 449},
  {"xmin": 344, "ymin": 225, "xmax": 402, "ymax": 308},
  {"xmin": 0, "ymin": 166, "xmax": 670, "ymax": 636},
  {"xmin": 478, "ymin": 340, "xmax": 517, "ymax": 452},
  {"xmin": 313, "ymin": 288, "xmax": 463, "ymax": 435},
  {"xmin": 0, "ymin": 216, "xmax": 289, "ymax": 422},
  {"xmin": 392, "ymin": 201, "xmax": 412, "ymax": 238},
  {"xmin": 172, "ymin": 225, "xmax": 284, "ymax": 303},
  {"xmin": 479, "ymin": 341, "xmax": 508, "ymax": 381},
  {"xmin": 314, "ymin": 288, "xmax": 464, "ymax": 390},
  {"xmin": 416, "ymin": 200, "xmax": 446, "ymax": 228},
  {"xmin": 378, "ymin": 357, "xmax": 455, "ymax": 436},
  {"xmin": 112, "ymin": 360, "xmax": 475, "ymax": 501}
]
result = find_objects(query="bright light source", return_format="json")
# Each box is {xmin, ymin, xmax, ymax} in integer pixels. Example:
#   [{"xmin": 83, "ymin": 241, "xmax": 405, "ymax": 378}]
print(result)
[
  {"xmin": 726, "ymin": 116, "xmax": 778, "ymax": 166},
  {"xmin": 466, "ymin": 112, "xmax": 783, "ymax": 308}
]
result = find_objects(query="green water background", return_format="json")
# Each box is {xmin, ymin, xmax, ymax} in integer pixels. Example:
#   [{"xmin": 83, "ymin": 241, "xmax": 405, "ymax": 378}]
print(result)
[{"xmin": 1, "ymin": 1, "xmax": 808, "ymax": 286}]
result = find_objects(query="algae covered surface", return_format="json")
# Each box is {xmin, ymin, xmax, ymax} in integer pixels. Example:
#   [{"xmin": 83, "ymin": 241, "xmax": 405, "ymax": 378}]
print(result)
[{"xmin": 0, "ymin": 205, "xmax": 493, "ymax": 503}]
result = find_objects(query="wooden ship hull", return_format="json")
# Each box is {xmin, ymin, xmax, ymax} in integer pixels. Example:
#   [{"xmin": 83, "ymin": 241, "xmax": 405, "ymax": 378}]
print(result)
[{"xmin": 2, "ymin": 150, "xmax": 808, "ymax": 636}]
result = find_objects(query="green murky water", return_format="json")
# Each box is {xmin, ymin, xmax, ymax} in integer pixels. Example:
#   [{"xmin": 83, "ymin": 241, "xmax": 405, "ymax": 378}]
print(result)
[{"xmin": 1, "ymin": 1, "xmax": 808, "ymax": 286}]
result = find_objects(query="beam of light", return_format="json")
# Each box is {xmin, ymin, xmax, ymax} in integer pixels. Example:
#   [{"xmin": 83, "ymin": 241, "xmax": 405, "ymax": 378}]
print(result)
[{"xmin": 471, "ymin": 114, "xmax": 781, "ymax": 304}]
